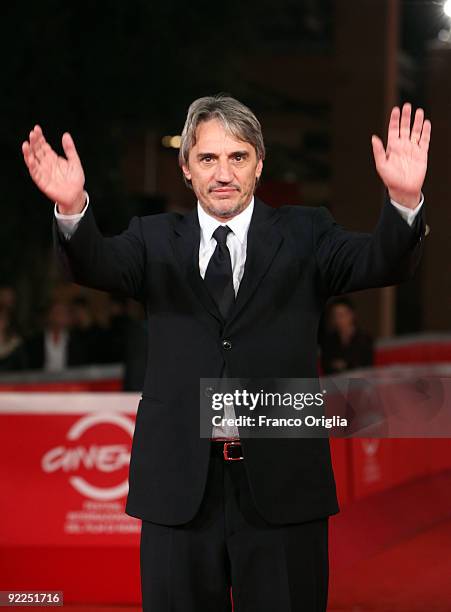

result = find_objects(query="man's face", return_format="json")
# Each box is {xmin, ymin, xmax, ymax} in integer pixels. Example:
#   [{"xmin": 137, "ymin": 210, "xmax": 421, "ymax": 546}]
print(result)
[
  {"xmin": 331, "ymin": 305, "xmax": 355, "ymax": 331},
  {"xmin": 182, "ymin": 119, "xmax": 263, "ymax": 221},
  {"xmin": 47, "ymin": 303, "xmax": 71, "ymax": 330}
]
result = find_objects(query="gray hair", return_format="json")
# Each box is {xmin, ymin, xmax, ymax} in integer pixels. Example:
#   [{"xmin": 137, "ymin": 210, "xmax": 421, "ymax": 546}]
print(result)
[{"xmin": 178, "ymin": 94, "xmax": 265, "ymax": 188}]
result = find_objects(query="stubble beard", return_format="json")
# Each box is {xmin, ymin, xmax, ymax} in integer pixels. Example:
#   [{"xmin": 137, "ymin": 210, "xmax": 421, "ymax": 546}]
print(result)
[{"xmin": 203, "ymin": 193, "xmax": 253, "ymax": 220}]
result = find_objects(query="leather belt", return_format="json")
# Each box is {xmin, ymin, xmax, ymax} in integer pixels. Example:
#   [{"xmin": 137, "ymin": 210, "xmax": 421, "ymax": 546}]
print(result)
[{"xmin": 210, "ymin": 438, "xmax": 243, "ymax": 461}]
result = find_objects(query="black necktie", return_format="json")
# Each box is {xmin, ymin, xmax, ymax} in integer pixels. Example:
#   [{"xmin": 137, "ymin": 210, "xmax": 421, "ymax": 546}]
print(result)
[{"xmin": 204, "ymin": 225, "xmax": 235, "ymax": 319}]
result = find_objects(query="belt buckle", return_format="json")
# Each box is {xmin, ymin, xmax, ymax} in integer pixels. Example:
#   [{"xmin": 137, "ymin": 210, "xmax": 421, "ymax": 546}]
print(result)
[{"xmin": 223, "ymin": 440, "xmax": 243, "ymax": 461}]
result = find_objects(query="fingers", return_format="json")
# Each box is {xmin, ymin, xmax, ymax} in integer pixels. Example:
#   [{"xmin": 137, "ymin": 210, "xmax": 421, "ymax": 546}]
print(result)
[
  {"xmin": 400, "ymin": 102, "xmax": 412, "ymax": 140},
  {"xmin": 22, "ymin": 126, "xmax": 54, "ymax": 187},
  {"xmin": 387, "ymin": 103, "xmax": 431, "ymax": 149},
  {"xmin": 22, "ymin": 143, "xmax": 43, "ymax": 185},
  {"xmin": 35, "ymin": 142, "xmax": 52, "ymax": 163},
  {"xmin": 371, "ymin": 135, "xmax": 386, "ymax": 170},
  {"xmin": 61, "ymin": 132, "xmax": 80, "ymax": 163},
  {"xmin": 387, "ymin": 106, "xmax": 400, "ymax": 151},
  {"xmin": 410, "ymin": 107, "xmax": 424, "ymax": 144},
  {"xmin": 29, "ymin": 125, "xmax": 45, "ymax": 150},
  {"xmin": 403, "ymin": 104, "xmax": 431, "ymax": 150},
  {"xmin": 22, "ymin": 141, "xmax": 32, "ymax": 162},
  {"xmin": 22, "ymin": 140, "xmax": 38, "ymax": 173},
  {"xmin": 24, "ymin": 128, "xmax": 79, "ymax": 165},
  {"xmin": 419, "ymin": 119, "xmax": 431, "ymax": 152},
  {"xmin": 26, "ymin": 124, "xmax": 48, "ymax": 162}
]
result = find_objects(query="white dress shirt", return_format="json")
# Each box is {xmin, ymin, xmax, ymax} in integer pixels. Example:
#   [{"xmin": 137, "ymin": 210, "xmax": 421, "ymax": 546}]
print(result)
[
  {"xmin": 54, "ymin": 193, "xmax": 424, "ymax": 438},
  {"xmin": 197, "ymin": 198, "xmax": 255, "ymax": 439},
  {"xmin": 197, "ymin": 198, "xmax": 253, "ymax": 297},
  {"xmin": 44, "ymin": 329, "xmax": 69, "ymax": 372}
]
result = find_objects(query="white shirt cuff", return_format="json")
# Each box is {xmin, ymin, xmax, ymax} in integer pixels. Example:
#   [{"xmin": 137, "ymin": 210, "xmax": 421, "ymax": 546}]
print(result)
[
  {"xmin": 54, "ymin": 192, "xmax": 89, "ymax": 239},
  {"xmin": 390, "ymin": 193, "xmax": 424, "ymax": 227}
]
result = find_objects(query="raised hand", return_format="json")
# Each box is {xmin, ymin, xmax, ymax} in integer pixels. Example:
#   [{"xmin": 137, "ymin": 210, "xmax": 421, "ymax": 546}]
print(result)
[
  {"xmin": 22, "ymin": 126, "xmax": 86, "ymax": 213},
  {"xmin": 371, "ymin": 103, "xmax": 431, "ymax": 209}
]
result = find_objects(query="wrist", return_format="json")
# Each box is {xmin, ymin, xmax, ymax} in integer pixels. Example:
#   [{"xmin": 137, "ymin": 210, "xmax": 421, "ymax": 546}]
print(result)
[
  {"xmin": 56, "ymin": 190, "xmax": 86, "ymax": 215},
  {"xmin": 388, "ymin": 190, "xmax": 421, "ymax": 210}
]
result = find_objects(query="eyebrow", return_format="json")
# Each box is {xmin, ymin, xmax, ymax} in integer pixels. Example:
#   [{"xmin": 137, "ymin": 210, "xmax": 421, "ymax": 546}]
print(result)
[{"xmin": 197, "ymin": 150, "xmax": 249, "ymax": 160}]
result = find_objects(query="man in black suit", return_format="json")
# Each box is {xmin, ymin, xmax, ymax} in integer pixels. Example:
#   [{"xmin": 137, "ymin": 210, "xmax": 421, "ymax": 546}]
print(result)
[{"xmin": 22, "ymin": 95, "xmax": 430, "ymax": 611}]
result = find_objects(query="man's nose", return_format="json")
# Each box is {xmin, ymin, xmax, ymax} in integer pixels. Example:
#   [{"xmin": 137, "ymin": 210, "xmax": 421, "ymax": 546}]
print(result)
[{"xmin": 214, "ymin": 159, "xmax": 233, "ymax": 183}]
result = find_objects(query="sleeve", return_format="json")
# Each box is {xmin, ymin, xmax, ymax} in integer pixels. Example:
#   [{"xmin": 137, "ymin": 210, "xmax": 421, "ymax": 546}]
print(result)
[
  {"xmin": 53, "ymin": 203, "xmax": 146, "ymax": 302},
  {"xmin": 314, "ymin": 193, "xmax": 427, "ymax": 298},
  {"xmin": 390, "ymin": 193, "xmax": 424, "ymax": 226},
  {"xmin": 54, "ymin": 192, "xmax": 90, "ymax": 239}
]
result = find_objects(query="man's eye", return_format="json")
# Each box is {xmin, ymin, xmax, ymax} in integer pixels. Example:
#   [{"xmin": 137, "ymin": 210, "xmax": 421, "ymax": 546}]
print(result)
[
  {"xmin": 234, "ymin": 154, "xmax": 245, "ymax": 162},
  {"xmin": 202, "ymin": 156, "xmax": 213, "ymax": 163}
]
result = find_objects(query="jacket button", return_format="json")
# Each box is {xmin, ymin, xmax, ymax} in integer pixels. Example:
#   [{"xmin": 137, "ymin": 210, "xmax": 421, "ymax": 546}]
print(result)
[{"xmin": 222, "ymin": 340, "xmax": 232, "ymax": 350}]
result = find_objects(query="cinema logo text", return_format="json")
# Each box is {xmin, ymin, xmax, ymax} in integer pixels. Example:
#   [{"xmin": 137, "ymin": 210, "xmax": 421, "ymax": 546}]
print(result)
[{"xmin": 41, "ymin": 413, "xmax": 134, "ymax": 501}]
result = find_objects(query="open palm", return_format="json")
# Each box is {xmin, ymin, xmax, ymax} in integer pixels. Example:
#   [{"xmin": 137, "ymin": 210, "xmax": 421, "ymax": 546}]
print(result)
[
  {"xmin": 22, "ymin": 125, "xmax": 85, "ymax": 212},
  {"xmin": 372, "ymin": 103, "xmax": 431, "ymax": 209}
]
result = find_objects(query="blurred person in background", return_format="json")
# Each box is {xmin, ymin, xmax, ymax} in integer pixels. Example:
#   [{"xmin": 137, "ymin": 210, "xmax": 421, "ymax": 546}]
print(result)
[
  {"xmin": 0, "ymin": 285, "xmax": 18, "ymax": 312},
  {"xmin": 103, "ymin": 294, "xmax": 130, "ymax": 363},
  {"xmin": 70, "ymin": 295, "xmax": 107, "ymax": 365},
  {"xmin": 319, "ymin": 297, "xmax": 374, "ymax": 375},
  {"xmin": 24, "ymin": 299, "xmax": 85, "ymax": 371},
  {"xmin": 0, "ymin": 305, "xmax": 27, "ymax": 371}
]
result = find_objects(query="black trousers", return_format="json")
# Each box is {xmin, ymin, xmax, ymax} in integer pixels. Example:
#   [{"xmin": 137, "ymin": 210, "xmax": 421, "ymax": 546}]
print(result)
[{"xmin": 140, "ymin": 442, "xmax": 329, "ymax": 611}]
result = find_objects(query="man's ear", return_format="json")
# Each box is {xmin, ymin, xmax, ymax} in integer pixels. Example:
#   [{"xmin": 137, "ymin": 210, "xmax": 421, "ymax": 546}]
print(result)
[
  {"xmin": 256, "ymin": 158, "xmax": 263, "ymax": 181},
  {"xmin": 182, "ymin": 164, "xmax": 192, "ymax": 181}
]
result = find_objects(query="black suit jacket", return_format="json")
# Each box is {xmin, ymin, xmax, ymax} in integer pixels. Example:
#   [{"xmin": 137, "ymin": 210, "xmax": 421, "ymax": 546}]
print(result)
[{"xmin": 53, "ymin": 196, "xmax": 426, "ymax": 525}]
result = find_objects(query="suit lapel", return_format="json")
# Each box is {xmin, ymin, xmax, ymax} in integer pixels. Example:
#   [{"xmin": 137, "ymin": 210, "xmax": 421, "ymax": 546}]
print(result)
[
  {"xmin": 225, "ymin": 198, "xmax": 283, "ymax": 328},
  {"xmin": 172, "ymin": 208, "xmax": 223, "ymax": 325}
]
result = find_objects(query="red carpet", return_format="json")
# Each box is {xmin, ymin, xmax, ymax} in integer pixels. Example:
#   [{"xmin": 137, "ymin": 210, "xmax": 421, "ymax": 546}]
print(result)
[
  {"xmin": 4, "ymin": 472, "xmax": 451, "ymax": 610},
  {"xmin": 59, "ymin": 502, "xmax": 451, "ymax": 611},
  {"xmin": 331, "ymin": 519, "xmax": 451, "ymax": 611},
  {"xmin": 329, "ymin": 470, "xmax": 451, "ymax": 611}
]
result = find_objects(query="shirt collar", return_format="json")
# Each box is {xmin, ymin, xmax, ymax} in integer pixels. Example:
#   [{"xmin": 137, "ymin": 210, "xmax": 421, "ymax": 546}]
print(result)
[{"xmin": 197, "ymin": 197, "xmax": 254, "ymax": 245}]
